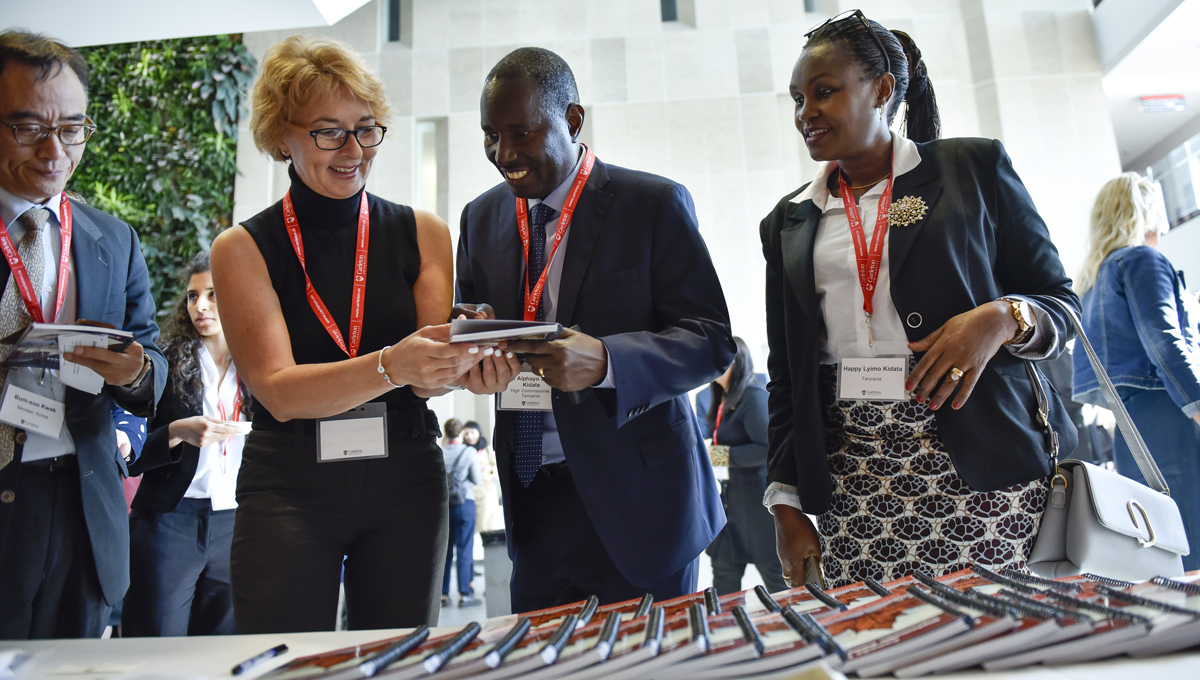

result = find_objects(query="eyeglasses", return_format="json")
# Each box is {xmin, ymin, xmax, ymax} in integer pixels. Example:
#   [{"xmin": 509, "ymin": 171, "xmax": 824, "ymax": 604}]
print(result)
[
  {"xmin": 300, "ymin": 125, "xmax": 388, "ymax": 151},
  {"xmin": 805, "ymin": 9, "xmax": 892, "ymax": 77},
  {"xmin": 1, "ymin": 117, "xmax": 97, "ymax": 146}
]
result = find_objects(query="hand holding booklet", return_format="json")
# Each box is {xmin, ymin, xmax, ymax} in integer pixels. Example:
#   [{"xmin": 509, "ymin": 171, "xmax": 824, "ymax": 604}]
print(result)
[
  {"xmin": 0, "ymin": 322, "xmax": 135, "ymax": 395},
  {"xmin": 449, "ymin": 319, "xmax": 562, "ymax": 345}
]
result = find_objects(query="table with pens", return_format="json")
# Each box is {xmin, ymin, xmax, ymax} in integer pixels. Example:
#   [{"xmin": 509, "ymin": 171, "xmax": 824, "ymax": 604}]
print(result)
[{"xmin": 4, "ymin": 569, "xmax": 1200, "ymax": 680}]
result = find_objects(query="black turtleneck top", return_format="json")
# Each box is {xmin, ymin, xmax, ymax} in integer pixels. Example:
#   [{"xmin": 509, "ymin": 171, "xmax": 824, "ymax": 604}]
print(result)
[{"xmin": 241, "ymin": 166, "xmax": 423, "ymax": 429}]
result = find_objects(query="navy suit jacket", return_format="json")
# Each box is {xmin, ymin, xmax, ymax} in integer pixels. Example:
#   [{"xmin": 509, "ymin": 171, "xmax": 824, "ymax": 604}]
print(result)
[
  {"xmin": 456, "ymin": 158, "xmax": 734, "ymax": 588},
  {"xmin": 760, "ymin": 138, "xmax": 1079, "ymax": 514},
  {"xmin": 0, "ymin": 202, "xmax": 166, "ymax": 606}
]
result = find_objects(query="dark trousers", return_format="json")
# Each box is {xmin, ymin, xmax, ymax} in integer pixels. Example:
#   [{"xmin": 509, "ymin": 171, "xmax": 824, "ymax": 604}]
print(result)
[
  {"xmin": 0, "ymin": 460, "xmax": 111, "ymax": 639},
  {"xmin": 443, "ymin": 500, "xmax": 476, "ymax": 596},
  {"xmin": 231, "ymin": 428, "xmax": 448, "ymax": 633},
  {"xmin": 508, "ymin": 463, "xmax": 698, "ymax": 613},
  {"xmin": 122, "ymin": 498, "xmax": 235, "ymax": 636},
  {"xmin": 1113, "ymin": 388, "xmax": 1200, "ymax": 572}
]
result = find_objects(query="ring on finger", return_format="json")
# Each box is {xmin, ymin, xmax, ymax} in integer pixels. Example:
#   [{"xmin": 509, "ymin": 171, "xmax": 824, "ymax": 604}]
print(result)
[
  {"xmin": 538, "ymin": 367, "xmax": 546, "ymax": 379},
  {"xmin": 949, "ymin": 367, "xmax": 964, "ymax": 382}
]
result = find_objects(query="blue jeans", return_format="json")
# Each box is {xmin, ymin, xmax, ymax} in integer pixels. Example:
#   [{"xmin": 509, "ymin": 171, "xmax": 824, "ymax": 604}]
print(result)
[
  {"xmin": 443, "ymin": 500, "xmax": 476, "ymax": 596},
  {"xmin": 1113, "ymin": 387, "xmax": 1200, "ymax": 572}
]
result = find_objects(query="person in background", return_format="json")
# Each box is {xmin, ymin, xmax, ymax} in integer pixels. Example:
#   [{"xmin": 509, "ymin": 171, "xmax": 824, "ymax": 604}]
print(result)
[
  {"xmin": 1073, "ymin": 172, "xmax": 1200, "ymax": 571},
  {"xmin": 0, "ymin": 30, "xmax": 166, "ymax": 639},
  {"xmin": 209, "ymin": 35, "xmax": 515, "ymax": 633},
  {"xmin": 762, "ymin": 12, "xmax": 1078, "ymax": 588},
  {"xmin": 122, "ymin": 252, "xmax": 251, "ymax": 636},
  {"xmin": 442, "ymin": 418, "xmax": 481, "ymax": 607},
  {"xmin": 704, "ymin": 337, "xmax": 787, "ymax": 596},
  {"xmin": 463, "ymin": 420, "xmax": 503, "ymax": 534}
]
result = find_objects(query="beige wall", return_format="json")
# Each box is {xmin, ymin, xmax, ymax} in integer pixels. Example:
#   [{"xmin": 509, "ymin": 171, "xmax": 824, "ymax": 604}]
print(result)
[{"xmin": 233, "ymin": 0, "xmax": 1121, "ymax": 425}]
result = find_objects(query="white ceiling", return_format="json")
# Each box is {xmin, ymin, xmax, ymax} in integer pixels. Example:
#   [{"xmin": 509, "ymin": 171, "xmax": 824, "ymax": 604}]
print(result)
[
  {"xmin": 1, "ymin": 0, "xmax": 372, "ymax": 47},
  {"xmin": 1102, "ymin": 0, "xmax": 1200, "ymax": 169}
]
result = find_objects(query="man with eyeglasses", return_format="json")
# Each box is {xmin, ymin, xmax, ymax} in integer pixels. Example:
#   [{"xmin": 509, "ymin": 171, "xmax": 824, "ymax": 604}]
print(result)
[{"xmin": 0, "ymin": 30, "xmax": 165, "ymax": 639}]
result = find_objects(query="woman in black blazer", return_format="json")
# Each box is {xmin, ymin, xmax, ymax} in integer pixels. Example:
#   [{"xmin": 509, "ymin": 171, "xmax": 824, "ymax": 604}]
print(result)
[
  {"xmin": 123, "ymin": 253, "xmax": 252, "ymax": 635},
  {"xmin": 761, "ymin": 11, "xmax": 1079, "ymax": 589},
  {"xmin": 704, "ymin": 337, "xmax": 787, "ymax": 595}
]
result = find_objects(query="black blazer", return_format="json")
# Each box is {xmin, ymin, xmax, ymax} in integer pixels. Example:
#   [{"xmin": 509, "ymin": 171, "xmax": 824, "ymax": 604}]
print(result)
[
  {"xmin": 0, "ymin": 202, "xmax": 166, "ymax": 606},
  {"xmin": 457, "ymin": 157, "xmax": 735, "ymax": 588},
  {"xmin": 760, "ymin": 138, "xmax": 1079, "ymax": 514},
  {"xmin": 127, "ymin": 379, "xmax": 202, "ymax": 513}
]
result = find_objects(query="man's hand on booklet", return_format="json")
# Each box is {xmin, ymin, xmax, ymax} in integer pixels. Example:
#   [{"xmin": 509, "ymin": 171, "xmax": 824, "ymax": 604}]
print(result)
[
  {"xmin": 450, "ymin": 302, "xmax": 495, "ymax": 322},
  {"xmin": 64, "ymin": 341, "xmax": 147, "ymax": 387},
  {"xmin": 506, "ymin": 328, "xmax": 608, "ymax": 393}
]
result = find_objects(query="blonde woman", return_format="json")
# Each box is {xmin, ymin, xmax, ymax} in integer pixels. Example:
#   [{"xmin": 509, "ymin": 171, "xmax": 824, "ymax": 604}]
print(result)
[
  {"xmin": 1072, "ymin": 172, "xmax": 1200, "ymax": 571},
  {"xmin": 210, "ymin": 36, "xmax": 517, "ymax": 632}
]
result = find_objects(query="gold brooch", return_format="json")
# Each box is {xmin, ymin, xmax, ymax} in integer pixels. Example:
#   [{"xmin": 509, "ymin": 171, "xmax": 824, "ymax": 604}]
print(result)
[{"xmin": 888, "ymin": 195, "xmax": 928, "ymax": 227}]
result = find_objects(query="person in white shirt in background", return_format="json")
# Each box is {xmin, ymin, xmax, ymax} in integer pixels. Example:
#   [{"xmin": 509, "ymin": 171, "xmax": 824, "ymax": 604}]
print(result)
[{"xmin": 122, "ymin": 252, "xmax": 251, "ymax": 636}]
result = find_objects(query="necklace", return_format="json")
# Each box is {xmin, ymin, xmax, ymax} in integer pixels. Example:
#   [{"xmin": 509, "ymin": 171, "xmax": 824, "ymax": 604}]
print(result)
[{"xmin": 841, "ymin": 169, "xmax": 892, "ymax": 191}]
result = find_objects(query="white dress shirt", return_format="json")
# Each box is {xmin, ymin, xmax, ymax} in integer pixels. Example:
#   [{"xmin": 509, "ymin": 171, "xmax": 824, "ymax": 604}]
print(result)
[
  {"xmin": 521, "ymin": 147, "xmax": 615, "ymax": 467},
  {"xmin": 0, "ymin": 185, "xmax": 80, "ymax": 460},
  {"xmin": 184, "ymin": 345, "xmax": 245, "ymax": 511},
  {"xmin": 763, "ymin": 133, "xmax": 1057, "ymax": 514}
]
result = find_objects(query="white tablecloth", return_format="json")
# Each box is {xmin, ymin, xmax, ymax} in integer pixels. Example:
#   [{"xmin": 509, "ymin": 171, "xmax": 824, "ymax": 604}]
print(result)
[{"xmin": 1, "ymin": 630, "xmax": 1198, "ymax": 679}]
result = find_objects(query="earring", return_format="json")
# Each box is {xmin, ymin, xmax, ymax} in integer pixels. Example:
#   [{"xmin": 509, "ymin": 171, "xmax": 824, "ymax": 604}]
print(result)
[{"xmin": 879, "ymin": 107, "xmax": 885, "ymax": 123}]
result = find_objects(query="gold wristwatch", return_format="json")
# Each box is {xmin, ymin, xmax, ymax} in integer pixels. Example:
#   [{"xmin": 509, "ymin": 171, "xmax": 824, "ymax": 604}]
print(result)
[{"xmin": 998, "ymin": 297, "xmax": 1035, "ymax": 345}]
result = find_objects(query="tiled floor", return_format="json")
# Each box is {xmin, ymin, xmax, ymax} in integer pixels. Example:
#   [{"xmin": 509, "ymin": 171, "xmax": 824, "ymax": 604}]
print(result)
[{"xmin": 434, "ymin": 546, "xmax": 769, "ymax": 627}]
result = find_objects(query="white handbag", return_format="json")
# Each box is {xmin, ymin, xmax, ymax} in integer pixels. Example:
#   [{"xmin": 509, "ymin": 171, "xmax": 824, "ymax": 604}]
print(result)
[{"xmin": 1026, "ymin": 299, "xmax": 1189, "ymax": 581}]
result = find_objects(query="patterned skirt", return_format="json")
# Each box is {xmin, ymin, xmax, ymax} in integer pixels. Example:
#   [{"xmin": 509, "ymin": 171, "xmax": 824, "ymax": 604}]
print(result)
[{"xmin": 816, "ymin": 366, "xmax": 1047, "ymax": 589}]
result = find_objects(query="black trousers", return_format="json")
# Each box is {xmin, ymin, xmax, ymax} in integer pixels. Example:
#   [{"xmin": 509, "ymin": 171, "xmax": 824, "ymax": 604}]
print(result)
[
  {"xmin": 231, "ymin": 424, "xmax": 448, "ymax": 633},
  {"xmin": 123, "ymin": 498, "xmax": 235, "ymax": 636},
  {"xmin": 508, "ymin": 463, "xmax": 698, "ymax": 613},
  {"xmin": 0, "ymin": 458, "xmax": 111, "ymax": 639}
]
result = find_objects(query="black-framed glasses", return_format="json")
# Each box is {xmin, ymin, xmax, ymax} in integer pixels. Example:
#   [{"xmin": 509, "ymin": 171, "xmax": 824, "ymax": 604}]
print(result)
[
  {"xmin": 805, "ymin": 9, "xmax": 892, "ymax": 76},
  {"xmin": 304, "ymin": 125, "xmax": 387, "ymax": 150},
  {"xmin": 1, "ymin": 117, "xmax": 96, "ymax": 146}
]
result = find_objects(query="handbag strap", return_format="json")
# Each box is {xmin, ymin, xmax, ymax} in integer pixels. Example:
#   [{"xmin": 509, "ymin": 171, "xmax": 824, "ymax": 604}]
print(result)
[{"xmin": 1043, "ymin": 297, "xmax": 1170, "ymax": 495}]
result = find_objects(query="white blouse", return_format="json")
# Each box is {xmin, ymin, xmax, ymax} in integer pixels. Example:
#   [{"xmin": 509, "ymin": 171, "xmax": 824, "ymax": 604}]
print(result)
[{"xmin": 183, "ymin": 345, "xmax": 246, "ymax": 511}]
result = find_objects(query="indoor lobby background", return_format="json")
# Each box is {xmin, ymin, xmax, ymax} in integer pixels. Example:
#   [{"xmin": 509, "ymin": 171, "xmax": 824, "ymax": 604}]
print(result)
[{"xmin": 221, "ymin": 0, "xmax": 1200, "ymax": 434}]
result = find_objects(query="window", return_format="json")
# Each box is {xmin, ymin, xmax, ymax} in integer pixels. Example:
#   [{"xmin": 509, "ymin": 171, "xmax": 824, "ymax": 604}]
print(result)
[
  {"xmin": 384, "ymin": 0, "xmax": 412, "ymax": 45},
  {"xmin": 661, "ymin": 0, "xmax": 694, "ymax": 26},
  {"xmin": 386, "ymin": 0, "xmax": 401, "ymax": 42},
  {"xmin": 1149, "ymin": 130, "xmax": 1200, "ymax": 229}
]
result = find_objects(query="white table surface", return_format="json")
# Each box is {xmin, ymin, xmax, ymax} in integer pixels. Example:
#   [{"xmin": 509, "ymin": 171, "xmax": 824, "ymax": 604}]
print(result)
[{"xmin": 2, "ymin": 629, "xmax": 1199, "ymax": 679}]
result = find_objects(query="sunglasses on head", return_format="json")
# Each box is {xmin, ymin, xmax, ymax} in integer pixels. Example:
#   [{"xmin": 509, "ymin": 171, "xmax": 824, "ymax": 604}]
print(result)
[{"xmin": 805, "ymin": 9, "xmax": 893, "ymax": 76}]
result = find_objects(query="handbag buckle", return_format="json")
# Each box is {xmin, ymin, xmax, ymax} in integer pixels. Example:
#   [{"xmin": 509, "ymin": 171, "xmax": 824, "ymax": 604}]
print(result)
[{"xmin": 1127, "ymin": 499, "xmax": 1158, "ymax": 548}]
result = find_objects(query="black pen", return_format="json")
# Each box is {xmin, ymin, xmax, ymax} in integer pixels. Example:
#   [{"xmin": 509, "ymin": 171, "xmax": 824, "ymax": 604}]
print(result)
[
  {"xmin": 231, "ymin": 644, "xmax": 288, "ymax": 675},
  {"xmin": 359, "ymin": 626, "xmax": 430, "ymax": 677}
]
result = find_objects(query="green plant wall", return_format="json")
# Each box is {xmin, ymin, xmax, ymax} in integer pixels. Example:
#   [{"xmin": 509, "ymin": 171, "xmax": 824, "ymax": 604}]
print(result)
[{"xmin": 72, "ymin": 35, "xmax": 256, "ymax": 314}]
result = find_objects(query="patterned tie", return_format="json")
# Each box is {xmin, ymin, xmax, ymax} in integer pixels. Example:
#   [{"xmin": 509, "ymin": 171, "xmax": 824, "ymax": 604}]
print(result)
[
  {"xmin": 0, "ymin": 207, "xmax": 49, "ymax": 470},
  {"xmin": 513, "ymin": 202, "xmax": 556, "ymax": 487}
]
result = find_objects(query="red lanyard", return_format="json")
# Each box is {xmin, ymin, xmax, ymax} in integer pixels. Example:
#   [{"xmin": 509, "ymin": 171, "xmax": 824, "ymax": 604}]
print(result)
[
  {"xmin": 282, "ymin": 190, "xmax": 370, "ymax": 358},
  {"xmin": 216, "ymin": 376, "xmax": 243, "ymax": 458},
  {"xmin": 836, "ymin": 167, "xmax": 893, "ymax": 320},
  {"xmin": 516, "ymin": 146, "xmax": 596, "ymax": 321},
  {"xmin": 0, "ymin": 193, "xmax": 73, "ymax": 324},
  {"xmin": 713, "ymin": 400, "xmax": 725, "ymax": 445}
]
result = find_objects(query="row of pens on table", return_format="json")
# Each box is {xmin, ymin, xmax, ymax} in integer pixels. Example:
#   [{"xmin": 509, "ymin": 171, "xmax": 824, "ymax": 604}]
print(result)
[{"xmin": 261, "ymin": 567, "xmax": 1200, "ymax": 679}]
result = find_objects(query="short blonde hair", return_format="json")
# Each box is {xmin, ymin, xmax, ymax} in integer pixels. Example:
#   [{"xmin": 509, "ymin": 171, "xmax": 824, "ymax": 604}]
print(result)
[
  {"xmin": 1076, "ymin": 172, "xmax": 1168, "ymax": 294},
  {"xmin": 250, "ymin": 35, "xmax": 392, "ymax": 162}
]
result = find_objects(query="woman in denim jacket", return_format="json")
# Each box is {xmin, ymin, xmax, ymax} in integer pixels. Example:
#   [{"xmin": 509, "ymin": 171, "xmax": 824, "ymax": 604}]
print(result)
[{"xmin": 1073, "ymin": 172, "xmax": 1200, "ymax": 570}]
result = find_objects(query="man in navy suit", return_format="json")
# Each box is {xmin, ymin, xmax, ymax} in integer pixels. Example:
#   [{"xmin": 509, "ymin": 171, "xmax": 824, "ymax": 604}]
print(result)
[
  {"xmin": 456, "ymin": 47, "xmax": 734, "ymax": 611},
  {"xmin": 0, "ymin": 31, "xmax": 165, "ymax": 638}
]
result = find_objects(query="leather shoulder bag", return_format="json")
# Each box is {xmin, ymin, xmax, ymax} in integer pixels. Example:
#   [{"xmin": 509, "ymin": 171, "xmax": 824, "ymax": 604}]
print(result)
[{"xmin": 1026, "ymin": 298, "xmax": 1189, "ymax": 581}]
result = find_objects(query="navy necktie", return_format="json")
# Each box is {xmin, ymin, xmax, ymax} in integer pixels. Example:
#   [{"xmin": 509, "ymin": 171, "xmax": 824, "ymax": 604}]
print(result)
[{"xmin": 514, "ymin": 203, "xmax": 556, "ymax": 487}]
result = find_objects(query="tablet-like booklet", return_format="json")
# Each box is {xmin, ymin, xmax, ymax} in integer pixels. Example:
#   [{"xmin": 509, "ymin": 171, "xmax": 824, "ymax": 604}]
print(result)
[
  {"xmin": 0, "ymin": 322, "xmax": 133, "ymax": 368},
  {"xmin": 449, "ymin": 319, "xmax": 562, "ymax": 344}
]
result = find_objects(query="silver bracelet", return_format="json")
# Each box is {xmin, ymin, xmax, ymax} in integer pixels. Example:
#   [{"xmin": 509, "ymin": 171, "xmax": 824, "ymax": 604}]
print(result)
[{"xmin": 377, "ymin": 345, "xmax": 404, "ymax": 388}]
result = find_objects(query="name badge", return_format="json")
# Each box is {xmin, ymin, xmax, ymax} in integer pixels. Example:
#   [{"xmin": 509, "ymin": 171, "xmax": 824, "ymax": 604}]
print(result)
[
  {"xmin": 0, "ymin": 383, "xmax": 66, "ymax": 438},
  {"xmin": 837, "ymin": 341, "xmax": 910, "ymax": 402},
  {"xmin": 497, "ymin": 365, "xmax": 553, "ymax": 411},
  {"xmin": 316, "ymin": 402, "xmax": 388, "ymax": 463}
]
